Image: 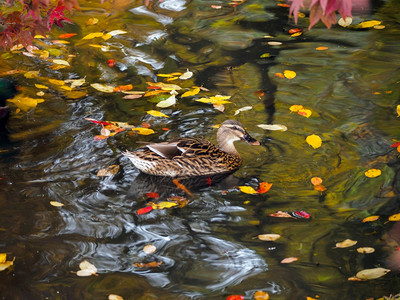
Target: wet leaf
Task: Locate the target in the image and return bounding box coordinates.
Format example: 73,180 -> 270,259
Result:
274,72 -> 285,79
281,257 -> 298,263
269,211 -> 294,218
65,78 -> 86,89
181,88 -> 200,97
306,134 -> 322,149
289,104 -> 304,112
169,196 -> 190,208
91,83 -> 115,93
268,41 -> 282,46
260,53 -> 270,58
137,206 -> 153,215
132,128 -> 155,135
113,84 -> 133,92
355,267 -> 390,280
238,186 -> 258,194
311,177 -> 323,185
357,20 -> 382,28
357,247 -> 375,254
7,95 -> 44,112
173,179 -> 193,197
258,234 -> 281,241
397,105 -> 400,117
24,70 -> 40,78
143,244 -> 156,254
314,184 -> 327,192
82,32 -> 104,40
196,95 -> 231,105
94,135 -> 108,140
151,201 -> 178,209
226,295 -> 244,300
65,90 -> 88,99
58,33 -> 77,38
156,94 -> 176,108
179,70 -> 193,80
288,28 -> 302,34
0,253 -> 14,272
254,291 -> 270,300
146,192 -> 159,199
134,261 -> 162,268
315,46 -> 328,50
257,124 -> 287,131
257,182 -> 272,194
97,165 -> 120,177
50,201 -> 64,207
48,79 -> 66,86
234,106 -> 253,116
283,70 -> 296,79
336,239 -> 357,248
298,108 -> 312,118
35,84 -> 49,89
146,82 -> 181,91
108,295 -> 124,300
338,17 -> 352,27
388,213 -> 400,221
147,110 -> 169,118
213,104 -> 225,112
365,169 -> 381,178
362,216 -> 379,223
107,30 -> 128,36
123,94 -> 143,99
291,32 -> 302,37
77,261 -> 97,277
86,17 -> 99,25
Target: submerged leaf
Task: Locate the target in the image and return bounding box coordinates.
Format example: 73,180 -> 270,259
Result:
133,261 -> 163,268
97,165 -> 120,177
7,95 -> 44,112
357,247 -> 375,254
355,267 -> 390,280
281,257 -> 298,264
254,291 -> 270,300
143,244 -> 156,254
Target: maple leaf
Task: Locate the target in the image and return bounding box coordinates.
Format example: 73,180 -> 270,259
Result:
47,5 -> 72,29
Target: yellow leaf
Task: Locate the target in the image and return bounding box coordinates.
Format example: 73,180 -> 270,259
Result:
24,71 -> 40,78
146,82 -> 182,91
396,105 -> 400,117
82,32 -> 104,40
364,168 -> 381,178
181,88 -> 200,97
152,201 -> 178,209
90,83 -> 115,93
357,247 -> 375,254
97,165 -> 120,176
102,33 -> 112,40
238,186 -> 258,194
51,40 -> 69,44
157,73 -> 175,78
34,34 -> 46,39
50,201 -> 64,207
258,233 -> 281,241
289,104 -> 304,112
283,70 -> 296,79
146,110 -> 169,118
0,253 -> 6,263
298,108 -> 312,118
306,134 -> 322,149
260,53 -> 270,58
362,216 -> 379,223
48,78 -> 65,85
7,95 -> 45,112
388,213 -> 400,221
65,78 -> 86,89
132,128 -> 155,135
108,295 -> 124,300
196,95 -> 232,105
357,20 -> 382,28
336,239 -> 357,248
52,59 -> 70,66
35,84 -> 49,89
86,17 -> 99,26
254,291 -> 270,300
0,253 -> 14,272
291,32 -> 302,37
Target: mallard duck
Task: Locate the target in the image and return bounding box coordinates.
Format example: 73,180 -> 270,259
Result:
122,119 -> 260,177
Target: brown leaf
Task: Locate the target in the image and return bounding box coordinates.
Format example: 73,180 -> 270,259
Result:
97,165 -> 120,177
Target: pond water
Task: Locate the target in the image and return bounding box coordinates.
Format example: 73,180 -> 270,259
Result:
0,0 -> 399,299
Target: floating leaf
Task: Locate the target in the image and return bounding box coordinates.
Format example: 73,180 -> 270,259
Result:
132,128 -> 155,135
58,33 -> 77,38
151,201 -> 178,209
388,213 -> 400,221
24,70 -> 40,78
238,186 -> 258,194
281,257 -> 298,264
365,169 -> 381,178
52,59 -> 70,66
289,105 -> 304,112
143,244 -> 156,254
35,84 -> 49,89
179,70 -> 193,80
338,17 -> 352,27
362,216 -> 379,223
50,201 -> 64,207
396,105 -> 400,117
288,28 -> 302,34
268,41 -> 282,46
257,182 -> 272,194
196,95 -> 231,105
146,192 -> 159,199
269,211 -> 294,218
97,165 -> 120,177
173,179 -> 193,197
357,247 -> 375,254
113,84 -> 133,92
123,94 -> 143,99
355,267 -> 390,280
86,17 -> 99,25
357,20 -> 382,29
147,110 -> 169,118
107,30 -> 128,36
298,109 -> 312,118
137,206 -> 153,215
65,78 -> 86,89
306,134 -> 322,149
213,104 -> 225,112
82,32 -> 104,40
315,46 -> 328,50
311,177 -> 323,186
274,72 -> 285,79
7,95 -> 44,112
254,291 -> 270,300
0,253 -> 14,272
91,83 -> 115,93
146,82 -> 182,91
314,184 -> 327,192
257,124 -> 287,131
156,94 -> 176,108
134,261 -> 163,268
181,88 -> 200,97
108,295 -> 124,300
234,106 -> 253,116
77,261 -> 97,277
226,295 -> 244,300
258,234 -> 281,241
48,79 -> 65,86
283,70 -> 296,79
336,239 -> 357,248
260,53 -> 270,58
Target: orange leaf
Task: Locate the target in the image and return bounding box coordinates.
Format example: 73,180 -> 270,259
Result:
173,179 -> 193,197
257,182 -> 272,194
58,33 -> 77,38
314,184 -> 327,192
226,296 -> 244,300
274,72 -> 285,79
315,46 -> 328,50
113,84 -> 133,92
281,257 -> 298,263
289,28 -> 302,34
254,291 -> 270,300
388,213 -> 400,221
277,3 -> 290,7
362,216 -> 379,223
94,135 -> 108,140
146,192 -> 159,199
134,261 -> 162,268
311,177 -> 323,186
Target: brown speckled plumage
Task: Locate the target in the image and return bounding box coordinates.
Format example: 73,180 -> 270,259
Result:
122,120 -> 259,177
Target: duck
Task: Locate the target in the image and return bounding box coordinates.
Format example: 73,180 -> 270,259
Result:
122,119 -> 260,177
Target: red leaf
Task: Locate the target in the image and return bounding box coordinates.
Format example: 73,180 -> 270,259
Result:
254,90 -> 265,99
94,135 -> 108,140
257,182 -> 272,194
226,296 -> 244,300
292,211 -> 311,219
85,118 -> 112,126
137,206 -> 153,215
162,128 -> 169,131
147,86 -> 162,90
146,192 -> 159,199
58,33 -> 77,38
107,59 -> 116,67
289,28 -> 302,34
390,142 -> 400,148
206,177 -> 212,187
141,122 -> 151,128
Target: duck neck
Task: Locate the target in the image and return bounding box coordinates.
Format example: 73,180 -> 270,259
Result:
218,138 -> 239,155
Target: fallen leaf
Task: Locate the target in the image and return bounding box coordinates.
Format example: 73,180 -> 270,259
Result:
336,239 -> 357,248
348,276 -> 363,281
226,295 -> 244,300
77,261 -> 97,277
24,70 -> 40,78
132,128 -> 155,135
146,192 -> 159,199
257,124 -> 287,131
260,53 -> 270,58
101,127 -> 110,136
179,70 -> 193,80
314,184 -> 327,192
52,59 -> 70,66
338,17 -> 352,27
94,135 -> 108,140
355,267 -> 390,280
151,201 -> 178,209
389,213 -> 400,221
147,110 -> 169,118
173,179 -> 193,197
143,244 -> 156,254
281,257 -> 298,263
254,90 -> 265,99
137,206 -> 153,215
357,20 -> 382,28
65,78 -> 86,89
316,46 -> 328,50
357,247 -> 375,254
274,72 -> 285,79
365,169 -> 381,178
58,33 -> 77,38
35,84 -> 49,89
298,108 -> 312,118
156,94 -> 176,108
91,83 -> 115,93
0,253 -> 14,272
50,201 -> 64,207
254,291 -> 270,300
123,94 -> 143,99
268,41 -> 282,46
306,134 -> 322,149
97,165 -> 120,177
258,234 -> 281,241
269,211 -> 294,218
196,95 -> 231,105
181,88 -> 200,97
113,84 -> 133,92
7,95 -> 44,112
169,196 -> 190,208
257,182 -> 272,194
213,104 -> 225,112
86,17 -> 99,25
107,30 -> 128,36
234,106 -> 253,116
311,177 -> 323,185
283,70 -> 296,79
146,82 -> 182,91
291,32 -> 302,37
292,211 -> 311,219
108,295 -> 124,300
82,32 -> 104,40
289,105 -> 304,112
238,186 -> 258,194
397,105 -> 400,117
134,261 -> 162,268
362,216 -> 379,223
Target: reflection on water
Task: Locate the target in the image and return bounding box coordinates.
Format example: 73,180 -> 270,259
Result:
0,0 -> 399,298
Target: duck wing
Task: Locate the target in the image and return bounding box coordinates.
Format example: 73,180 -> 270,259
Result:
146,138 -> 216,159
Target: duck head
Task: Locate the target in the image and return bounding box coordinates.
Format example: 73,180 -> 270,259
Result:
217,120 -> 260,154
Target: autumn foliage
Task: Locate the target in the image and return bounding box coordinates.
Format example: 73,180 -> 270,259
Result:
0,0 -> 79,49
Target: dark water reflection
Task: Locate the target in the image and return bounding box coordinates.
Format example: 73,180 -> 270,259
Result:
1,0 -> 400,298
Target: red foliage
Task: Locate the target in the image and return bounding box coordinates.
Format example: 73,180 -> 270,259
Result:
0,0 -> 79,49
288,0 -> 352,29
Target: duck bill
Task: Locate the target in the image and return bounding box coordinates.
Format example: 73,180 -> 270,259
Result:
242,132 -> 260,145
